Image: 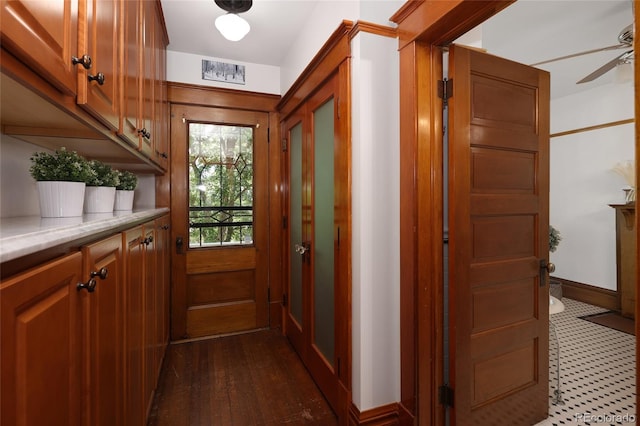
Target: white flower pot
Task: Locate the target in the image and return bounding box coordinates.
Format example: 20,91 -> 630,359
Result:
84,186 -> 116,213
114,190 -> 135,211
37,181 -> 86,218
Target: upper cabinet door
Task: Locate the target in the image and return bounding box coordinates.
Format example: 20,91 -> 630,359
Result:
76,0 -> 120,131
1,0 -> 78,95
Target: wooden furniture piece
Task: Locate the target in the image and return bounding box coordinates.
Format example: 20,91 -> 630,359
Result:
610,203 -> 636,318
1,215 -> 170,426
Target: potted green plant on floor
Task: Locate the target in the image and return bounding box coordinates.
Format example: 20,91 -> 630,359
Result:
549,225 -> 562,299
29,147 -> 92,217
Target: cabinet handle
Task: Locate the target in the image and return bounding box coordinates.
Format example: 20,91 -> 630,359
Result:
161,225 -> 169,230
160,152 -> 168,159
137,128 -> 151,139
77,278 -> 98,293
143,236 -> 154,246
88,72 -> 105,85
90,267 -> 108,280
71,54 -> 92,69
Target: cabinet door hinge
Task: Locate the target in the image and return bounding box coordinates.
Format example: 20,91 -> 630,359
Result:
439,385 -> 454,407
282,293 -> 288,307
438,78 -> 453,105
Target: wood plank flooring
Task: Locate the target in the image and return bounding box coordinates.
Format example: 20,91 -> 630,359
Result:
148,329 -> 338,426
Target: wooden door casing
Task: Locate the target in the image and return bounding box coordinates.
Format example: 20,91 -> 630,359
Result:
170,104 -> 270,340
448,45 -> 550,424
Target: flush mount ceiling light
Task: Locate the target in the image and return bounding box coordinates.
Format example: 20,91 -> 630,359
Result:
214,0 -> 252,42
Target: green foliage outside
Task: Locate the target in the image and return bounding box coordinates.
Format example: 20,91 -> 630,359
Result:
188,124 -> 254,246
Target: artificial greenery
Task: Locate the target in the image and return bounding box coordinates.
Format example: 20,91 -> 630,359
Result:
116,170 -> 138,191
86,160 -> 120,187
549,225 -> 562,253
29,148 -> 93,182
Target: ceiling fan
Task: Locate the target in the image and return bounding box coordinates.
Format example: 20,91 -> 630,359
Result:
530,23 -> 634,84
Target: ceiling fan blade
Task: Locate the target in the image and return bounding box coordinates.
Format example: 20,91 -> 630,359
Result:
576,51 -> 632,84
529,43 -> 628,67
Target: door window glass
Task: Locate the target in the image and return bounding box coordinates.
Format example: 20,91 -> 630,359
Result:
188,123 -> 254,247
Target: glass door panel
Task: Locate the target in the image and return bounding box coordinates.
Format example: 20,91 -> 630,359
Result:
312,98 -> 335,364
289,122 -> 304,325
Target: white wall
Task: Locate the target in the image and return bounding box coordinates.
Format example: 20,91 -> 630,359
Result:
167,50 -> 281,94
351,31 -> 400,411
550,81 -> 634,290
0,135 -> 156,218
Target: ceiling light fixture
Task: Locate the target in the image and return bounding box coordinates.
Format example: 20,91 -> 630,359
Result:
214,0 -> 252,42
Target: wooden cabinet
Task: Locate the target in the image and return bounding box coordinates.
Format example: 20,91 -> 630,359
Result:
123,225 -> 146,426
1,252 -> 84,426
1,0 -> 79,95
1,216 -> 170,426
81,233 -> 124,426
1,0 -> 168,172
119,0 -> 168,168
77,0 -> 120,131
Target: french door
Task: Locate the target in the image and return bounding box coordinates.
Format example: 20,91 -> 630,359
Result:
283,74 -> 345,414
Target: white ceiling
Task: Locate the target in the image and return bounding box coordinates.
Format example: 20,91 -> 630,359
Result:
160,0 -> 634,98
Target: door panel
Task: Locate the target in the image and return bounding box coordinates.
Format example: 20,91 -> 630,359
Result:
283,75 -> 340,414
448,44 -> 550,425
170,104 -> 269,340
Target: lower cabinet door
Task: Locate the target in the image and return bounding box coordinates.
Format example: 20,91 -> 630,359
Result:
1,252 -> 83,426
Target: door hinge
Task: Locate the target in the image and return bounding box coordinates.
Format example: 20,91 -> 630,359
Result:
281,138 -> 287,152
282,216 -> 288,229
268,287 -> 271,302
439,385 -> 454,407
282,293 -> 288,307
267,127 -> 270,143
438,78 -> 453,105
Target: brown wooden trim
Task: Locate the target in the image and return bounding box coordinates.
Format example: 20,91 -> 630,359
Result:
390,1 -> 513,50
635,1 -> 640,410
550,118 -> 634,138
348,402 -> 400,426
554,277 -> 620,311
349,20 -> 397,40
268,110 -> 283,330
167,82 -> 280,111
277,21 -> 353,117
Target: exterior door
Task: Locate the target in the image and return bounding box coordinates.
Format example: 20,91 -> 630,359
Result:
171,104 -> 269,340
283,74 -> 342,413
448,44 -> 550,425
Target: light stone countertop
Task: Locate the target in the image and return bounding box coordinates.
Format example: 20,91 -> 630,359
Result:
0,208 -> 170,263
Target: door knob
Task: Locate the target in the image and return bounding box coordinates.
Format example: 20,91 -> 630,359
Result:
294,243 -> 308,255
545,262 -> 556,273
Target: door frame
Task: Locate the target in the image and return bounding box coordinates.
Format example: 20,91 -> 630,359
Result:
390,1 -> 640,425
166,83 -> 281,340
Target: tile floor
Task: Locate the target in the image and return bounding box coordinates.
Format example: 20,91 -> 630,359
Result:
535,298 -> 636,426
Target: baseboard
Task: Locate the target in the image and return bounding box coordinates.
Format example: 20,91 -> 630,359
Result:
349,402 -> 400,425
553,277 -> 620,311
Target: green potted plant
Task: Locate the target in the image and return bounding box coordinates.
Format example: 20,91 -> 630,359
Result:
29,148 -> 92,217
114,170 -> 138,211
549,225 -> 562,299
84,160 -> 120,213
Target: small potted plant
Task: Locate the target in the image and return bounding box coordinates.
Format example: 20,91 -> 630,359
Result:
114,170 -> 138,211
549,225 -> 562,299
29,147 -> 92,217
84,160 -> 120,213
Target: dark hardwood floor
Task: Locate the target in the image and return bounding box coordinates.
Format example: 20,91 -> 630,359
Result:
148,329 -> 338,425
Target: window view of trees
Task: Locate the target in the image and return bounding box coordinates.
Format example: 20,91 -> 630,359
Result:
188,123 -> 254,247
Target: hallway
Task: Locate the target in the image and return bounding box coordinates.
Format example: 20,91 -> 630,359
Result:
148,329 -> 337,426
